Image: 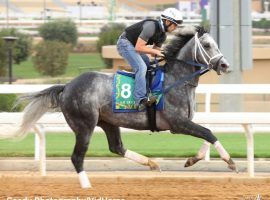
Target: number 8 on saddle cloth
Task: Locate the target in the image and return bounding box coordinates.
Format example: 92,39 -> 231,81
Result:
112,68 -> 164,113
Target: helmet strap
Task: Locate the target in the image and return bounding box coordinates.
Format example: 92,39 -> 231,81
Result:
162,19 -> 173,32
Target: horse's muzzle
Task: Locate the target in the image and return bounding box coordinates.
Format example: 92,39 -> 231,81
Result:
216,57 -> 230,75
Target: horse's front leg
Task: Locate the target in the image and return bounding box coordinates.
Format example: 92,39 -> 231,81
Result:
184,140 -> 210,167
170,119 -> 238,172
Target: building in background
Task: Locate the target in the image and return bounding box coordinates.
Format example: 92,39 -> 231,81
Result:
0,0 -> 267,21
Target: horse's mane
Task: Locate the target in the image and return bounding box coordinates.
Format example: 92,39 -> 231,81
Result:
164,26 -> 209,61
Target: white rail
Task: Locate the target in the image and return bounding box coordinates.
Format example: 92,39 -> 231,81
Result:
196,84 -> 270,112
0,84 -> 270,177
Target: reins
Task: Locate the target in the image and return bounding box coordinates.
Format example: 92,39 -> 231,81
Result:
150,32 -> 224,94
163,59 -> 208,94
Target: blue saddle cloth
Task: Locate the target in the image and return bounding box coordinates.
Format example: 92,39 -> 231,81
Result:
113,68 -> 164,113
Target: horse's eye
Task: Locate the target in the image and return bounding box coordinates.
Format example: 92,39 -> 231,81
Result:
204,43 -> 210,48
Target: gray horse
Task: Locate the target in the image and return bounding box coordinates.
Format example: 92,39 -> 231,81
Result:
1,26 -> 236,188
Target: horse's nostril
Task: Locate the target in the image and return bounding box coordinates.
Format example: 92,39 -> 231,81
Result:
221,63 -> 228,68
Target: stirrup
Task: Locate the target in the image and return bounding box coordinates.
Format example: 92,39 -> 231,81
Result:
137,95 -> 157,111
147,95 -> 157,105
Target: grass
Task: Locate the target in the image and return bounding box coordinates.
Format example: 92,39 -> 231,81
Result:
0,132 -> 270,158
13,53 -> 105,79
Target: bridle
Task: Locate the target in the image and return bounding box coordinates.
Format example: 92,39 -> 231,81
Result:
194,32 -> 224,70
152,32 -> 225,93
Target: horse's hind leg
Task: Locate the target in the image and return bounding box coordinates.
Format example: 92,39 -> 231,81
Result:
65,114 -> 98,188
99,121 -> 161,171
170,119 -> 237,172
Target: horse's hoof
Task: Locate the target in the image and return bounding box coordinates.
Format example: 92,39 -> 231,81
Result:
148,160 -> 161,172
224,158 -> 238,173
184,157 -> 201,168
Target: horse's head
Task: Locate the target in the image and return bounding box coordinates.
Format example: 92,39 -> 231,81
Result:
164,26 -> 229,75
194,29 -> 229,75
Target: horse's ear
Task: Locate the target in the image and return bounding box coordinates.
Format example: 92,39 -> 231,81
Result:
195,26 -> 208,37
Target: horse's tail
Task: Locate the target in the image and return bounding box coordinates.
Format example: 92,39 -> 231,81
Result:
0,85 -> 65,139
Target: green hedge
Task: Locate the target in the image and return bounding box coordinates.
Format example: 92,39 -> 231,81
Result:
0,28 -> 32,64
97,23 -> 126,68
0,39 -> 7,76
0,94 -> 22,112
253,18 -> 270,29
33,40 -> 70,77
39,19 -> 78,47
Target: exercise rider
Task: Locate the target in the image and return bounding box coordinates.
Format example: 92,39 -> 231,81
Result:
117,7 -> 183,111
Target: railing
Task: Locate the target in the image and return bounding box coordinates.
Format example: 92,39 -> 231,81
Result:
196,84 -> 270,113
0,84 -> 270,177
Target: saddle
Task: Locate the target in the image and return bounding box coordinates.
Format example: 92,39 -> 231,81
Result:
112,63 -> 165,132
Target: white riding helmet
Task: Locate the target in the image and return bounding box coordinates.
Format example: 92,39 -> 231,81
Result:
161,8 -> 183,25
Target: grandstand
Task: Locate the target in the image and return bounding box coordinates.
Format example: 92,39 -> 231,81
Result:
117,0 -> 180,11
0,0 -> 107,19
0,0 -> 266,20
0,0 -> 188,19
0,0 -> 251,32
11,0 -> 58,13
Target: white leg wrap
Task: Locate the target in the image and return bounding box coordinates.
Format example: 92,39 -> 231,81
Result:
214,141 -> 230,160
124,149 -> 149,165
197,141 -> 210,159
78,171 -> 91,189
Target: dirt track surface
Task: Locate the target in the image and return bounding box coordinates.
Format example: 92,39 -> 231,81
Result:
1,171 -> 270,200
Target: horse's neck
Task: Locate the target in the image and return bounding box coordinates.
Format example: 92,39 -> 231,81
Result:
165,62 -> 198,84
177,37 -> 195,63
164,38 -> 200,88
166,42 -> 194,79
166,61 -> 191,76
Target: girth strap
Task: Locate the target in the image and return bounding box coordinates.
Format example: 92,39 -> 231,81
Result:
146,66 -> 159,132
